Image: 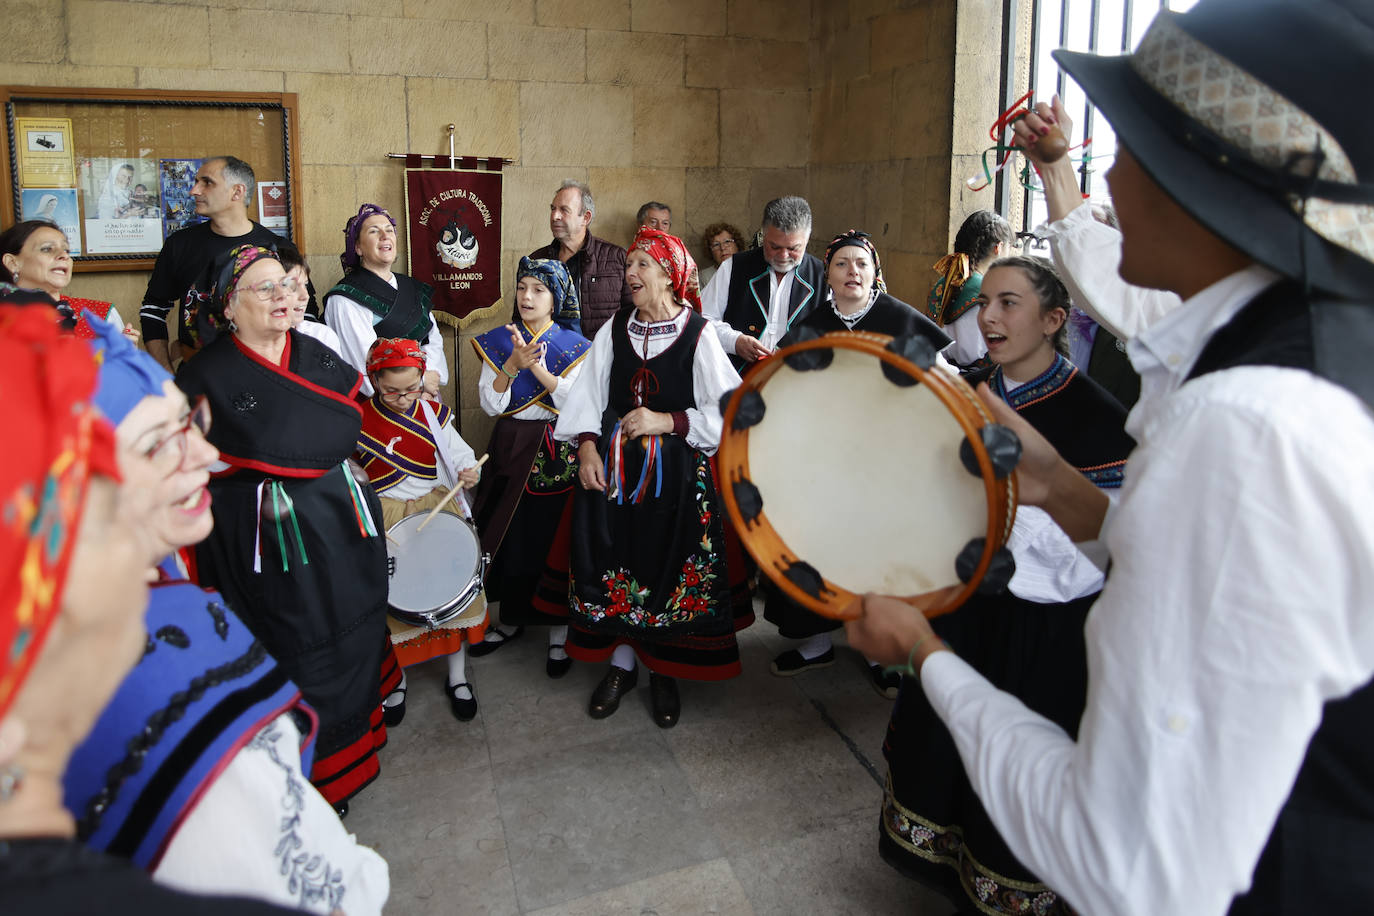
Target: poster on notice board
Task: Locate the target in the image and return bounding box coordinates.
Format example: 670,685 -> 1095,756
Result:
79,157 -> 162,254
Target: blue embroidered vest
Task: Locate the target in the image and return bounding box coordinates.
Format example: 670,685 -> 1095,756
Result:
470,320 -> 590,416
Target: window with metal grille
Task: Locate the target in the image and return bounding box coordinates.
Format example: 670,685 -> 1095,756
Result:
996,0 -> 1198,242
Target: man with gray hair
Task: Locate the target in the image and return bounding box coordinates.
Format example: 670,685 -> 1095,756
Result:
527,179 -> 631,339
700,195 -> 824,367
139,155 -> 300,372
635,201 -> 671,233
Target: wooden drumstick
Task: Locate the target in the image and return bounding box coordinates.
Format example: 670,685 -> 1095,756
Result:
416,453 -> 489,532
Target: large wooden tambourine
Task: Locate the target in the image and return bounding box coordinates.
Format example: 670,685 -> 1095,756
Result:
718,330 -> 1021,620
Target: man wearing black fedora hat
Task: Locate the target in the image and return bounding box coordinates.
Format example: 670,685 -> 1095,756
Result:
847,1 -> 1374,914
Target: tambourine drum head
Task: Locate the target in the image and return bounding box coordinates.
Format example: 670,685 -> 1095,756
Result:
749,348 -> 986,596
386,511 -> 483,621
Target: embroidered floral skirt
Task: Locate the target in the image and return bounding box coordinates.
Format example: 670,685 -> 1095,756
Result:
473,417 -> 578,627
879,590 -> 1096,915
567,437 -> 742,680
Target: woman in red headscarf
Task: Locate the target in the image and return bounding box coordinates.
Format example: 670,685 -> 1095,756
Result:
355,337 -> 487,722
553,228 -> 742,729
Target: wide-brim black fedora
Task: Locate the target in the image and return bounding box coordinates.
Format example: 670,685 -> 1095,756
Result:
1053,0 -> 1374,298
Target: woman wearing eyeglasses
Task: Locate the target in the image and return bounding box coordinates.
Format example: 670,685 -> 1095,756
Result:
324,203 -> 448,401
64,318 -> 390,912
696,222 -> 744,292
177,245 -> 393,817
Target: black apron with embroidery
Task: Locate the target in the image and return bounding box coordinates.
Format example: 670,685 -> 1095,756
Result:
567,310 -> 735,668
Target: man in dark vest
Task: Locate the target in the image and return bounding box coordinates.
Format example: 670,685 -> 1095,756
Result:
527,180 -> 631,340
846,2 -> 1374,914
700,195 -> 824,368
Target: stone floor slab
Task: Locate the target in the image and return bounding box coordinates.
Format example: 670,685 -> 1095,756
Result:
525,857 -> 754,916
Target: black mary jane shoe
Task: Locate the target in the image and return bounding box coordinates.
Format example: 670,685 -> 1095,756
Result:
588,665 -> 638,719
467,625 -> 524,658
446,681 -> 478,722
546,643 -> 573,679
333,800 -> 349,819
382,686 -> 407,727
649,672 -> 680,729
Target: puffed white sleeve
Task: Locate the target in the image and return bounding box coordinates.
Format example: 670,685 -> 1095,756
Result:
324,293 -> 380,397
1043,205 -> 1183,340
477,361 -> 512,416
553,321 -> 614,442
1004,506 -> 1105,604
424,316 -> 449,385
700,258 -> 742,354
945,309 -> 986,366
439,418 -> 479,477
684,324 -> 743,455
549,357 -> 586,409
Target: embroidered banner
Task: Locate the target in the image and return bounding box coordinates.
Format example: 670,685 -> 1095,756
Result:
404,161 -> 503,321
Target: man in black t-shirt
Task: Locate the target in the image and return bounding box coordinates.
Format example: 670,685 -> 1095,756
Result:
139,156 -> 309,371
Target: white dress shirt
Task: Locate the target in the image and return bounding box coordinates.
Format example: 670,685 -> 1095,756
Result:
1039,205 -> 1185,340
324,273 -> 448,397
944,307 -> 986,366
554,308 -> 741,455
918,264 -> 1374,916
699,256 -> 801,353
477,353 -> 584,420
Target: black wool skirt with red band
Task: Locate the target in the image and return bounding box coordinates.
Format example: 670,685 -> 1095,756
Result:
566,434 -> 744,680
194,464 -> 391,805
471,415 -> 578,626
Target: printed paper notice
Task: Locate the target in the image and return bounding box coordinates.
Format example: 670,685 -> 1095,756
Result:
257,181 -> 288,229
16,118 -> 76,188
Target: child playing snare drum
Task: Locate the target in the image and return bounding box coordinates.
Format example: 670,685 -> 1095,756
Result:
355,337 -> 486,722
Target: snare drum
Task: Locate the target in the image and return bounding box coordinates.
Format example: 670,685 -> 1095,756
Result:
385,510 -> 488,632
718,330 -> 1020,620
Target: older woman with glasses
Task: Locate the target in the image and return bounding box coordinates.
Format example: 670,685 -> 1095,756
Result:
697,221 -> 744,292
177,245 -> 393,817
64,318 -> 390,912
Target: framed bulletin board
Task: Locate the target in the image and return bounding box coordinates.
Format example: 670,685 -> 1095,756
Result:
2,86 -> 302,272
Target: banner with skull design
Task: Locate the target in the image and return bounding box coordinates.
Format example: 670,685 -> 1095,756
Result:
404,160 -> 502,321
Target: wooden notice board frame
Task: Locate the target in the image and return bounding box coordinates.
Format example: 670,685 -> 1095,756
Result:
2,86 -> 302,272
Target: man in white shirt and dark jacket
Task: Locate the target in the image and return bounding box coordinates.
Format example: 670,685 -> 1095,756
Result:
847,1 -> 1374,914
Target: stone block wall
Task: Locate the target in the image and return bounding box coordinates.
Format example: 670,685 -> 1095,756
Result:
1,0 -> 993,447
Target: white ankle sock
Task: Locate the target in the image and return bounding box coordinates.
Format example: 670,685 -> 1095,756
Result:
548,625 -> 569,660
482,623 -> 518,643
383,671 -> 407,707
798,633 -> 833,660
610,643 -> 637,671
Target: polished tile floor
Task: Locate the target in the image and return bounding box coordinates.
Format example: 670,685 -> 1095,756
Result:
347,612 -> 956,915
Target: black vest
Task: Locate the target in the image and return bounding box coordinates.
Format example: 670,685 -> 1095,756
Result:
604,309 -> 705,428
1186,281 -> 1374,916
720,248 -> 825,342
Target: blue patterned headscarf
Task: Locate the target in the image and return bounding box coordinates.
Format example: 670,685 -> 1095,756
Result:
515,256 -> 580,329
88,309 -> 172,425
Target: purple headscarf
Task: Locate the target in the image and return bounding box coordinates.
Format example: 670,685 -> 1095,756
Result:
341,203 -> 396,274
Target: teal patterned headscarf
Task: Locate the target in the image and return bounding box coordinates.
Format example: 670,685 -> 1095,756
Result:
515,256 -> 580,329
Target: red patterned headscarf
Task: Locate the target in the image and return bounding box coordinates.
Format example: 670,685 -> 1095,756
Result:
629,227 -> 701,312
366,337 -> 426,376
0,304 -> 120,721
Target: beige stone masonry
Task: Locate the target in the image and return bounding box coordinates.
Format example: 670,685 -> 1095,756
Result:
536,0 -> 631,31
632,86 -> 718,168
4,0 -> 65,63
519,82 -> 633,167
586,30 -> 683,86
1,63 -> 137,88
586,166 -> 687,245
684,36 -> 807,92
137,69 -> 285,93
70,1 -> 207,69
403,0 -> 534,24
489,23 -> 586,82
349,17 -> 488,79
719,89 -> 809,169
406,78 -> 521,161
726,0 -> 808,43
285,72 -> 407,165
210,10 -> 350,73
630,0 -> 726,37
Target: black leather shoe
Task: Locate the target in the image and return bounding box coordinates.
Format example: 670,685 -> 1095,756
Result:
468,625 -> 524,658
446,681 -> 477,721
546,644 -> 573,679
382,686 -> 407,727
333,800 -> 349,819
588,665 -> 637,719
649,673 -> 680,728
